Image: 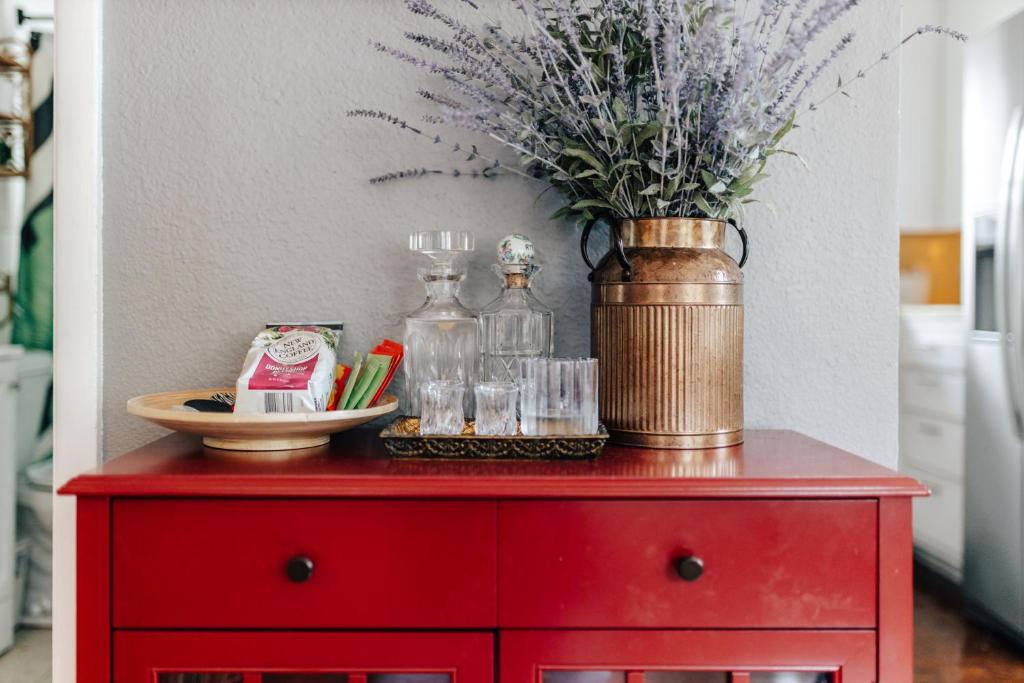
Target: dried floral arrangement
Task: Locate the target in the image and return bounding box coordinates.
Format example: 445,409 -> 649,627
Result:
349,1 -> 964,223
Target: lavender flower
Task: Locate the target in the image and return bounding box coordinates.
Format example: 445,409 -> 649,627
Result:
913,24 -> 968,43
350,1 -> 966,222
370,168 -> 443,184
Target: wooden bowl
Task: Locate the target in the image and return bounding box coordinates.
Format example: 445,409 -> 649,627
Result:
127,388 -> 398,452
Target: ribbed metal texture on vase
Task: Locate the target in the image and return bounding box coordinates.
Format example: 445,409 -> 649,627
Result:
591,218 -> 744,449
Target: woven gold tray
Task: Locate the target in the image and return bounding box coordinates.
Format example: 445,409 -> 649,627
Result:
380,417 -> 608,460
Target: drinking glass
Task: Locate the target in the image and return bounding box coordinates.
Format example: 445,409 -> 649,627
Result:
474,382 -> 519,436
520,358 -> 600,436
576,358 -> 599,434
419,380 -> 466,435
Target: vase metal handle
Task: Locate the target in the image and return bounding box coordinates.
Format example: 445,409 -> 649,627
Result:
611,221 -> 634,282
580,218 -> 634,283
580,218 -> 599,281
728,218 -> 749,269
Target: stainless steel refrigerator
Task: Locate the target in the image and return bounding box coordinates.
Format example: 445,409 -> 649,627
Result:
963,8 -> 1024,643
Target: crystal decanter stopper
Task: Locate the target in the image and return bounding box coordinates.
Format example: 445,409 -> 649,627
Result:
479,234 -> 554,384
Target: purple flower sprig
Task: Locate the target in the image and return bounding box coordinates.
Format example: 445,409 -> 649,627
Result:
351,1 -> 966,223
347,109 -> 532,182
809,24 -> 968,112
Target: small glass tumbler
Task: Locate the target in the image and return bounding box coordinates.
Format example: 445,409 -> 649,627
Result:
419,380 -> 466,435
576,358 -> 599,435
474,382 -> 519,436
520,358 -> 600,436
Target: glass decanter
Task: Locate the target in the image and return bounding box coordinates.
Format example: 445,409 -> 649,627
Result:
404,230 -> 480,416
479,234 -> 554,383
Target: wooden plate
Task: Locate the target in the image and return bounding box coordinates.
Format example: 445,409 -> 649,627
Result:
127,388 -> 398,452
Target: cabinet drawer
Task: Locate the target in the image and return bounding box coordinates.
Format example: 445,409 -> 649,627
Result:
901,368 -> 965,419
499,500 -> 877,628
908,467 -> 964,574
900,414 -> 964,480
113,499 -> 496,628
900,340 -> 964,372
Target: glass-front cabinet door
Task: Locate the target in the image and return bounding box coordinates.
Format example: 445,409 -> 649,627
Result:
540,673 -> 832,683
501,632 -> 876,683
115,632 -> 492,683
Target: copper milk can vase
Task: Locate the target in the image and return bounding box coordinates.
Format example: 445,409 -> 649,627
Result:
584,217 -> 748,449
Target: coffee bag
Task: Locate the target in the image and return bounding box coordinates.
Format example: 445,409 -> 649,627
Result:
235,325 -> 340,413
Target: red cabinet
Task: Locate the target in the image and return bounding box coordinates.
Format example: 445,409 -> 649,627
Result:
61,430 -> 926,683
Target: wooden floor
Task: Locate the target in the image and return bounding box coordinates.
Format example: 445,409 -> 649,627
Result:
0,628 -> 50,683
916,574 -> 1024,682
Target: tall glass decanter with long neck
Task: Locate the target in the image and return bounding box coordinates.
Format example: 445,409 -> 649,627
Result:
404,230 -> 479,416
480,234 -> 554,383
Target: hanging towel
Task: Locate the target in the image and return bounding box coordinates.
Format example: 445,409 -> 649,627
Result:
11,32 -> 53,352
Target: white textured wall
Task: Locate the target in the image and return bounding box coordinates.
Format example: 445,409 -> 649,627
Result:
102,0 -> 901,467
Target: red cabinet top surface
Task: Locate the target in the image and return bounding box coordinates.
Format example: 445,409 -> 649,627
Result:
59,429 -> 926,499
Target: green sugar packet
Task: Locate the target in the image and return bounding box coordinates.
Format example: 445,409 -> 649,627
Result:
338,351 -> 363,411
346,353 -> 391,410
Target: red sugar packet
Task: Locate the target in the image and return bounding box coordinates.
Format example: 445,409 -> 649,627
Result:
327,364 -> 352,411
369,339 -> 403,406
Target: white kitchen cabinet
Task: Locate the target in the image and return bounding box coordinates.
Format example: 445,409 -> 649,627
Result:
899,305 -> 966,582
902,414 -> 965,480
904,463 -> 966,573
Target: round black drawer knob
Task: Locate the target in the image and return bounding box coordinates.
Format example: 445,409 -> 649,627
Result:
675,556 -> 704,582
286,555 -> 314,583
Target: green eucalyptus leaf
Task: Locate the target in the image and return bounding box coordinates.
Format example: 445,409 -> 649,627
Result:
774,148 -> 809,169
631,122 -> 661,145
694,193 -> 714,216
562,147 -> 606,173
666,176 -> 681,197
612,97 -> 628,123
771,111 -> 797,146
571,198 -> 617,211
